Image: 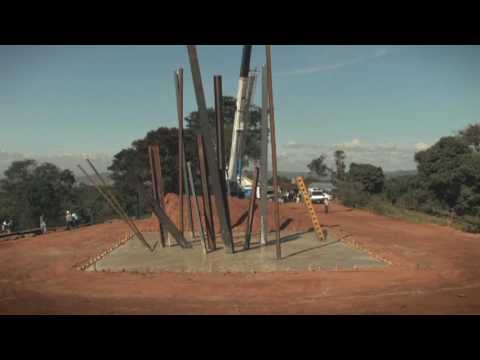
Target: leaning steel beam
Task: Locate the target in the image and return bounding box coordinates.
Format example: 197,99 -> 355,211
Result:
187,45 -> 234,253
265,45 -> 282,260
186,161 -> 208,255
151,201 -> 192,249
197,135 -> 216,250
259,64 -> 269,246
214,75 -> 226,172
214,75 -> 231,227
82,160 -> 152,249
148,145 -> 166,247
78,164 -> 155,252
175,68 -> 185,237
183,153 -> 196,241
243,166 -> 260,250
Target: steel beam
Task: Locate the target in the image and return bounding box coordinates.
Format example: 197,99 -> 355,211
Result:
151,201 -> 192,249
183,153 -> 196,241
197,135 -> 216,250
148,145 -> 166,247
186,161 -> 208,255
243,166 -> 260,250
214,75 -> 231,227
187,45 -> 234,253
265,45 -> 282,260
78,164 -> 155,252
259,65 -> 269,246
175,68 -> 185,237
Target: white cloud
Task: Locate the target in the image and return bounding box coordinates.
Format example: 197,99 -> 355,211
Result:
0,151 -> 113,178
278,138 -> 422,172
284,48 -> 390,76
415,142 -> 430,151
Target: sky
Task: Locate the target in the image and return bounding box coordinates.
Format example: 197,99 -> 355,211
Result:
1,45 -> 479,175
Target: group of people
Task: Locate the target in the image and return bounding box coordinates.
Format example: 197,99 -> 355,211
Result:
65,210 -> 79,230
1,219 -> 12,233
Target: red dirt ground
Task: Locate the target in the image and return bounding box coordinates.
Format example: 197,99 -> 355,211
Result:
1,199 -> 480,314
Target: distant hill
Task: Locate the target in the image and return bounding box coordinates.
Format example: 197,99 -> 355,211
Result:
385,170 -> 417,179
75,172 -> 114,186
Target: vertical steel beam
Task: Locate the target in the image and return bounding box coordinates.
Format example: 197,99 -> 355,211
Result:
214,75 -> 231,226
265,45 -> 282,260
187,45 -> 234,254
243,166 -> 260,250
197,135 -> 216,250
214,75 -> 225,172
175,68 -> 185,237
187,161 -> 208,255
259,65 -> 269,246
148,145 -> 166,247
151,145 -> 170,247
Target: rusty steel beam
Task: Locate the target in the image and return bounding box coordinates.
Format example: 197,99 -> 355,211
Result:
187,45 -> 234,254
243,166 -> 260,250
148,145 -> 167,247
197,135 -> 216,250
175,68 -> 185,237
265,45 -> 282,260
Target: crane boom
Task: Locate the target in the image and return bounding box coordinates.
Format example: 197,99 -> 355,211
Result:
227,45 -> 253,185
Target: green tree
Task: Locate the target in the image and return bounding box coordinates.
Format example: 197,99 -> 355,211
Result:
334,150 -> 346,181
0,160 -> 76,229
414,136 -> 472,209
108,127 -> 200,217
458,123 -> 480,152
348,163 -> 385,194
307,155 -> 329,178
185,96 -> 262,163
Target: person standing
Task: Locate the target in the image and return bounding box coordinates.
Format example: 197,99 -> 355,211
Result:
324,197 -> 329,214
72,212 -> 79,227
40,215 -> 47,234
65,211 -> 73,230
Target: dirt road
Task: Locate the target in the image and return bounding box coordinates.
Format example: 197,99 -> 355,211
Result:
1,201 -> 480,314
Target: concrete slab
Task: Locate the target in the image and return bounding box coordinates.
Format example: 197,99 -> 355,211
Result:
87,230 -> 388,273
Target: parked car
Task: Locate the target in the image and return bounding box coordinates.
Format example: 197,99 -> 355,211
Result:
308,188 -> 332,204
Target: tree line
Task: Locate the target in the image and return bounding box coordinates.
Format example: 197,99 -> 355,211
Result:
307,123 -> 480,233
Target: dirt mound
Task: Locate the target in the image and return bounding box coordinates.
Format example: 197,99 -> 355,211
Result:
144,193 -> 316,235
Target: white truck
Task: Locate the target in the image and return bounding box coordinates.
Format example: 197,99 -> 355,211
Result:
308,188 -> 332,204
256,185 -> 276,200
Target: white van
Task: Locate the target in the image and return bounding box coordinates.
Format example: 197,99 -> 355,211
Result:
308,188 -> 332,204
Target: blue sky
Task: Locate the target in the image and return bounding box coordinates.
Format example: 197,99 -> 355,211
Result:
1,45 -> 479,174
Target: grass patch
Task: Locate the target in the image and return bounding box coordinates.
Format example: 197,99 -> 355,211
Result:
366,198 -> 480,233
